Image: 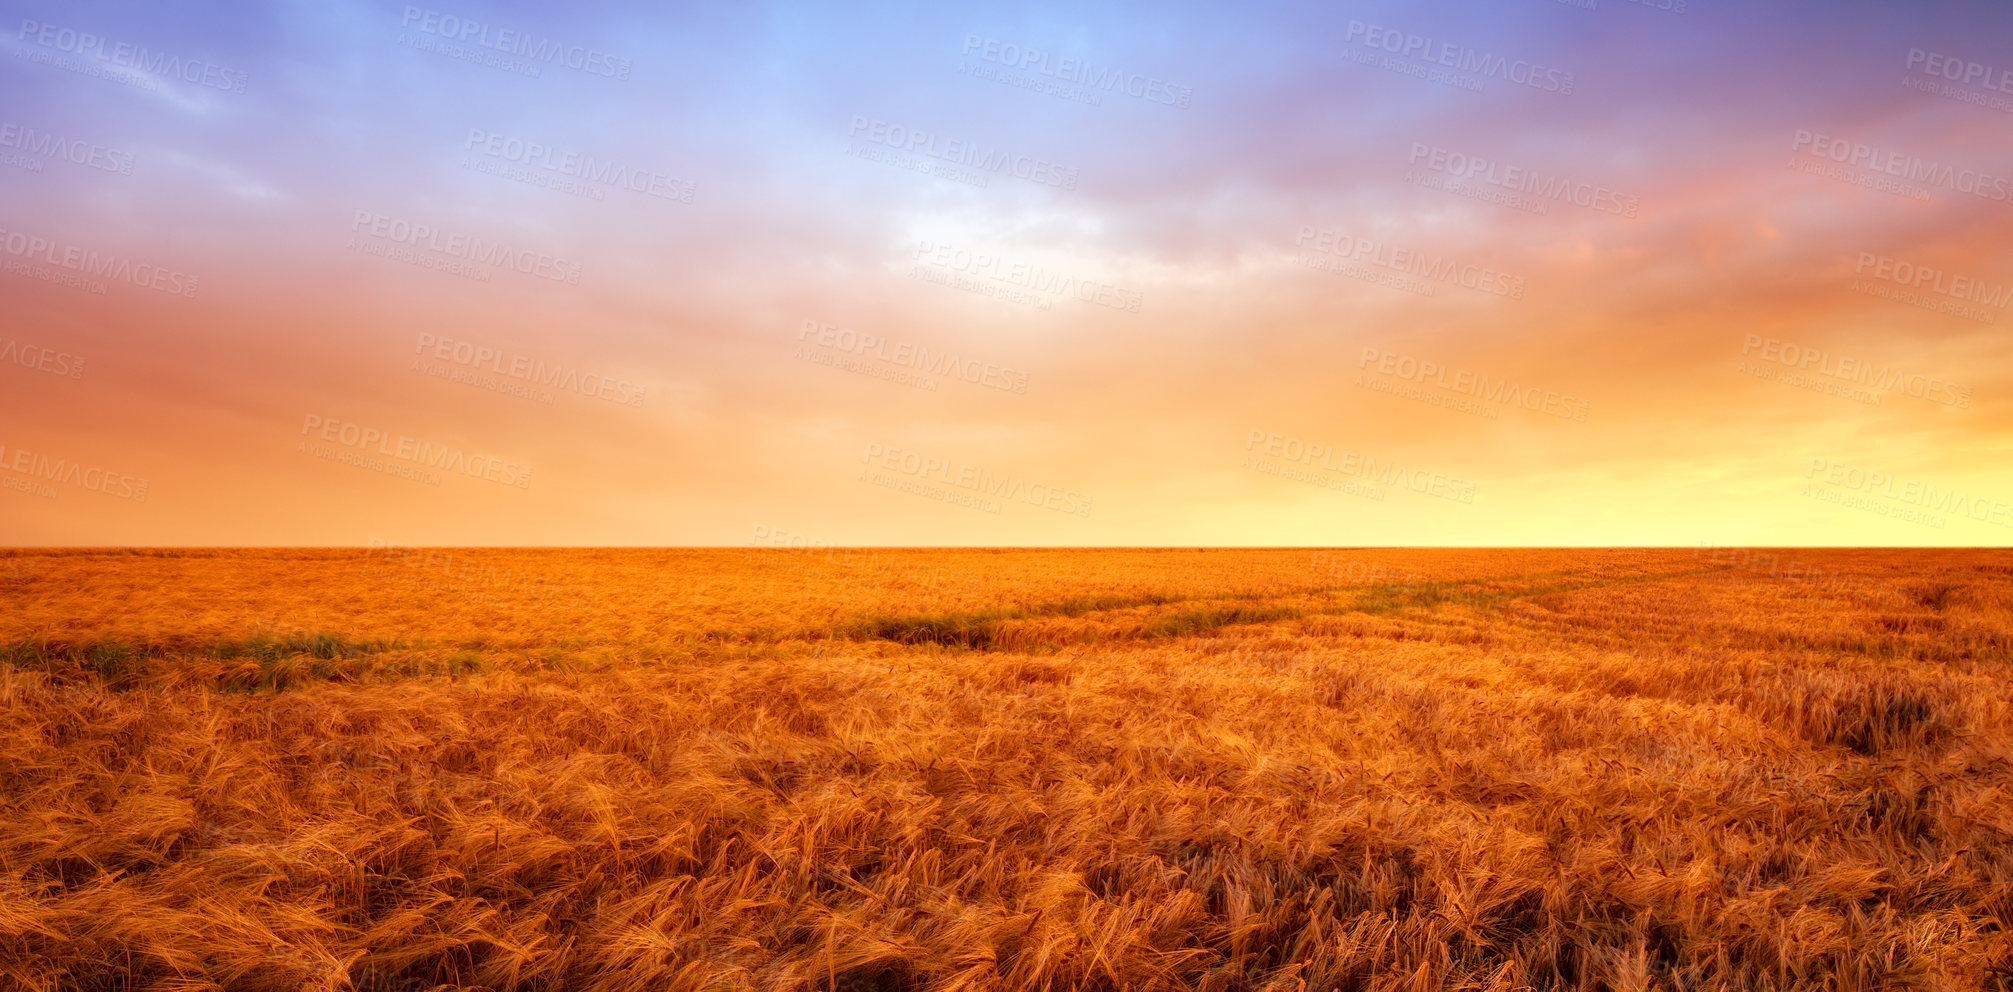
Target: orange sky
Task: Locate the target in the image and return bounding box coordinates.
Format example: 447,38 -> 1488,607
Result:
3,0 -> 2011,544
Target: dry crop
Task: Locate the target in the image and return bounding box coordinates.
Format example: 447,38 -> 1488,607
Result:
1,547 -> 2010,991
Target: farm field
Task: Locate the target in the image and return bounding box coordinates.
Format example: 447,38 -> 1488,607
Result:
1,547 -> 2011,991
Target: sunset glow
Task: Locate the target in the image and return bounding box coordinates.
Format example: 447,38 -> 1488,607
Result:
4,0 -> 2011,545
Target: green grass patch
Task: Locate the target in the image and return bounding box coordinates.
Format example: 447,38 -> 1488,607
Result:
214,630 -> 395,661
833,593 -> 1189,650
1144,605 -> 1302,638
1,634 -> 473,694
840,611 -> 1005,649
836,595 -> 1300,651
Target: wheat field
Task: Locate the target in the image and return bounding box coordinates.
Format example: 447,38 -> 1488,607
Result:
1,547 -> 2010,991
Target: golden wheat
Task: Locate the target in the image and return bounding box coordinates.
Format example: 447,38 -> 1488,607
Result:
0,547 -> 2008,991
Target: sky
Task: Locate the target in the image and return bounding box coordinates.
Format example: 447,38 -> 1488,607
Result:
2,0 -> 2010,546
